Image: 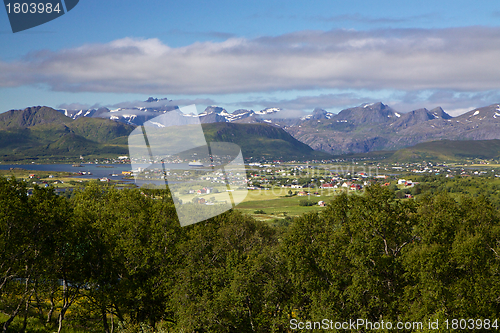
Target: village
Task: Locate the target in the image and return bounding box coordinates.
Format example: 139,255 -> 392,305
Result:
3,158 -> 498,217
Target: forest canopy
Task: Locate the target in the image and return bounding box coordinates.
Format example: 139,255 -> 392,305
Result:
1,177 -> 499,332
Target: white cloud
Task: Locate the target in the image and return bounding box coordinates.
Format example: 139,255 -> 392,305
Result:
233,92 -> 374,113
2,27 -> 500,98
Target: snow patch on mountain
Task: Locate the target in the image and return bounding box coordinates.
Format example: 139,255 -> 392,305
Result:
150,121 -> 165,128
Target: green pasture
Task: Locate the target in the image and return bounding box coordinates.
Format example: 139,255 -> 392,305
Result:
234,187 -> 345,220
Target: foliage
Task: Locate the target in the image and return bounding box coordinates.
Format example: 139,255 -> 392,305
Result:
298,199 -> 317,206
1,179 -> 500,332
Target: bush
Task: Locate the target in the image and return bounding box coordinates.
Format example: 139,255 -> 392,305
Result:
299,199 -> 317,206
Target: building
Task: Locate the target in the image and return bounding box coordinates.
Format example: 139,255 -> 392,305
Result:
197,187 -> 212,195
350,184 -> 362,191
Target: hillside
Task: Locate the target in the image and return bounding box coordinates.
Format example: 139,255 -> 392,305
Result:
0,106 -> 331,162
68,117 -> 135,143
286,103 -> 500,154
390,139 -> 500,162
0,106 -> 72,129
201,122 -> 331,161
0,106 -> 134,162
333,139 -> 500,163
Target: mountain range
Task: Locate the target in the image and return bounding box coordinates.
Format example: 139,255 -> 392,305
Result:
56,98 -> 500,155
286,102 -> 500,154
3,99 -> 500,161
0,106 -> 327,162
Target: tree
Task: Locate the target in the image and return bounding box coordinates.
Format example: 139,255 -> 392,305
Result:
30,184 -> 87,333
0,177 -> 31,333
283,185 -> 417,322
72,183 -> 181,331
402,193 -> 500,323
169,210 -> 289,332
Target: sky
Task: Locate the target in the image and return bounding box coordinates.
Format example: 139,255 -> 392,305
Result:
1,0 -> 500,116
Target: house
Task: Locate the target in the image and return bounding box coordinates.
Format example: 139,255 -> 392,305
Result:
350,184 -> 362,191
29,174 -> 36,179
318,201 -> 326,207
341,181 -> 352,188
321,183 -> 334,188
297,191 -> 308,196
397,179 -> 406,185
197,187 -> 212,195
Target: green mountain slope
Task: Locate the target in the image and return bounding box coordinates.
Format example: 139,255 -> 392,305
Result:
336,139 -> 500,163
201,123 -> 332,161
390,139 -> 500,162
0,107 -> 133,162
68,117 -> 135,143
0,106 -> 72,129
0,107 -> 329,162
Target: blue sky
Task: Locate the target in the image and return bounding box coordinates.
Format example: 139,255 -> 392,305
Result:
1,0 -> 500,115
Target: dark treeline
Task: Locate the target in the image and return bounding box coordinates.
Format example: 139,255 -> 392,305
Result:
1,177 -> 500,332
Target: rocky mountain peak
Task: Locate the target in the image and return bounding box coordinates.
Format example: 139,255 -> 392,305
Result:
335,102 -> 396,124
311,108 -> 329,120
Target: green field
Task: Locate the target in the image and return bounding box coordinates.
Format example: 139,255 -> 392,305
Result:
0,169 -> 134,189
234,187 -> 345,220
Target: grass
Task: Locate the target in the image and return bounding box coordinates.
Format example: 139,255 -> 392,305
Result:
0,169 -> 134,190
467,164 -> 500,167
0,310 -> 101,333
234,187 -> 346,220
0,169 -> 74,179
174,186 -> 345,221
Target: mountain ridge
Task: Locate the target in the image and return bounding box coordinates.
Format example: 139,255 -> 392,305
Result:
0,106 -> 329,162
4,100 -> 500,158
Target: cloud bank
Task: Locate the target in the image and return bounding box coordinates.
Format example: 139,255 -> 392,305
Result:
2,27 -> 500,100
